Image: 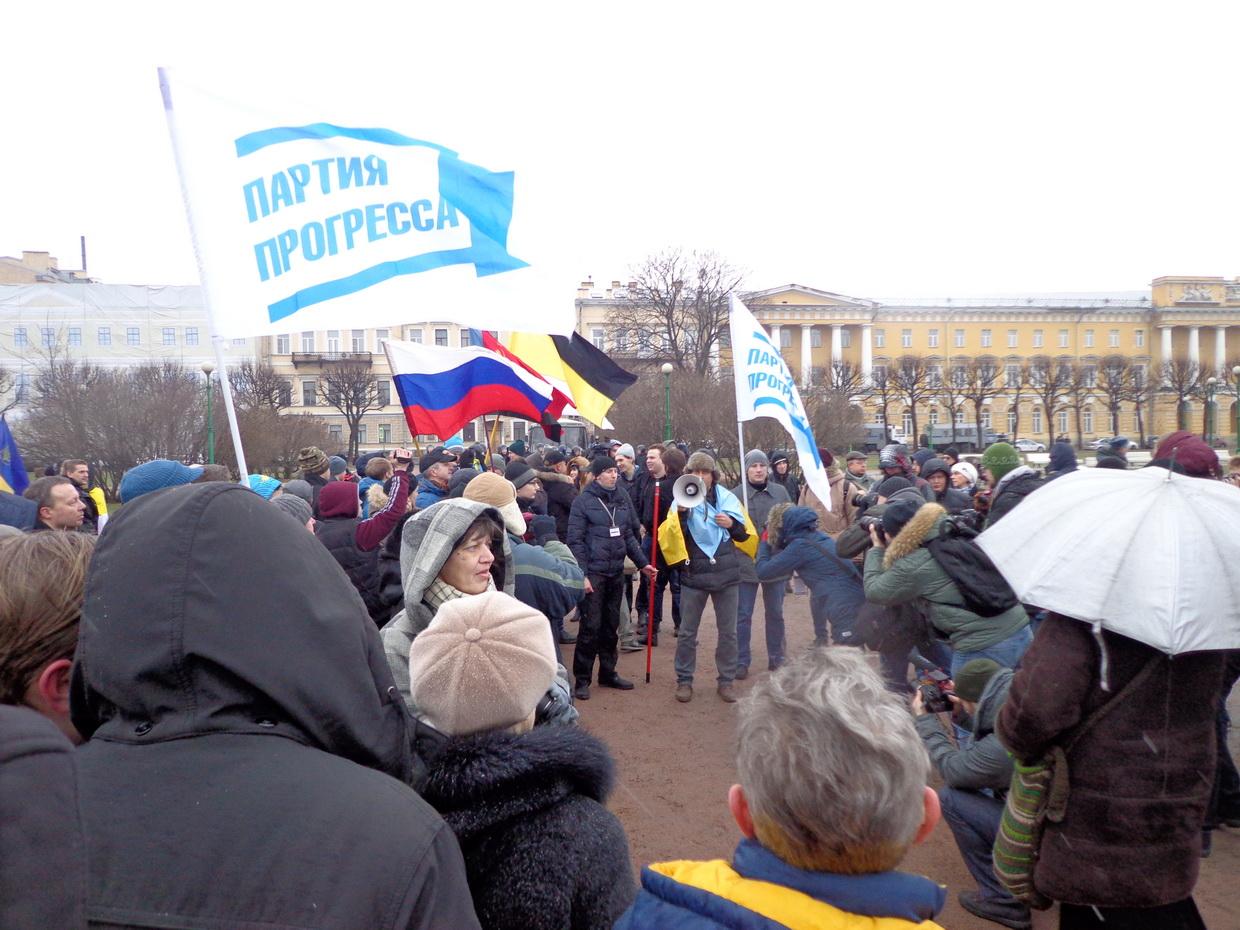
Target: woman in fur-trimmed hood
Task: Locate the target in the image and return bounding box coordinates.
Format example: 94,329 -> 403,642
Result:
862,501 -> 1031,676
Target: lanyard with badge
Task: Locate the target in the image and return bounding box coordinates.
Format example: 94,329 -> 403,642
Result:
599,499 -> 622,537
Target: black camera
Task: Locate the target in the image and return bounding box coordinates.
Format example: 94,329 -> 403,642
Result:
917,668 -> 955,714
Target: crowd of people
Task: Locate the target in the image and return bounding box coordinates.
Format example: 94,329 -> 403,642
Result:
1,429 -> 1237,930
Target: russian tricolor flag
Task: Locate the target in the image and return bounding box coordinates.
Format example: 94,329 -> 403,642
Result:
383,338 -> 560,441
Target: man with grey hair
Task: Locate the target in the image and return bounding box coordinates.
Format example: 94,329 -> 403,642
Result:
615,649 -> 947,929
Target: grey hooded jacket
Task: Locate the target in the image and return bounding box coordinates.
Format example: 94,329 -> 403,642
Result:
380,499 -> 576,725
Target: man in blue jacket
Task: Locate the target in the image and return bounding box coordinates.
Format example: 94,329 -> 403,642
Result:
414,447 -> 458,510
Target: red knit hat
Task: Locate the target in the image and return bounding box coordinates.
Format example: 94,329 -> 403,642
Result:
318,480 -> 360,518
1152,430 -> 1221,479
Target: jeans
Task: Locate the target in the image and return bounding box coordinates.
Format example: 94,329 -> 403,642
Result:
809,594 -> 861,647
676,584 -> 739,685
950,625 -> 1033,678
736,580 -> 786,671
637,566 -> 682,633
938,787 -> 1019,904
573,573 -> 625,684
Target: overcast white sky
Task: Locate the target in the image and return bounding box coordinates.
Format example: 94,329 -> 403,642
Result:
3,1 -> 1236,300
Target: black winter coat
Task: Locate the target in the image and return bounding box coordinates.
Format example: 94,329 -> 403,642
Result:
985,468 -> 1043,528
417,726 -> 636,930
316,515 -> 384,622
70,483 -> 480,930
567,480 -> 648,577
537,470 -> 579,541
0,706 -> 86,930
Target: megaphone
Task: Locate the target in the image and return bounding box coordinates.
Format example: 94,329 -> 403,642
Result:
673,474 -> 706,510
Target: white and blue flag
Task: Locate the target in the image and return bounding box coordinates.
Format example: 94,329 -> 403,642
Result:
159,68 -> 572,339
730,296 -> 832,510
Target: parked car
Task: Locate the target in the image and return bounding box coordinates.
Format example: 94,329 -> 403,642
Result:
1089,437 -> 1113,451
1012,438 -> 1046,453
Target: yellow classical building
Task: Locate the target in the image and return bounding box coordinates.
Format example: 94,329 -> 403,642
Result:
575,275 -> 1240,448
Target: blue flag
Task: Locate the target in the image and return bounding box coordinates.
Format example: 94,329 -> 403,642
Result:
0,416 -> 29,495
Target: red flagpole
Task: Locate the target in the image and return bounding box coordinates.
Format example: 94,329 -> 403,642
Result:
646,483 -> 660,684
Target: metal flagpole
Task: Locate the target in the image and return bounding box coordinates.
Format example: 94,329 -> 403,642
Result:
736,420 -> 749,512
159,68 -> 249,482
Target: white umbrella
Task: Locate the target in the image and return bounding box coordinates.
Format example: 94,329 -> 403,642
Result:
976,466 -> 1240,655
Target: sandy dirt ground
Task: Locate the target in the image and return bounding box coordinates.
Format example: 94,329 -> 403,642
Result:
570,590 -> 1240,929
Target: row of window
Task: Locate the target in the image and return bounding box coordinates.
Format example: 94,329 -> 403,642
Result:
586,325 -> 1146,353
275,328 -> 476,354
870,362 -> 1146,389
319,417 -> 531,446
901,406 -> 1128,436
8,326 -> 208,348
875,328 -> 1141,351
295,380 -> 394,407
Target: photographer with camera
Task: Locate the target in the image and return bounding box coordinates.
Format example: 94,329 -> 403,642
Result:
863,500 -> 1032,679
913,659 -> 1031,930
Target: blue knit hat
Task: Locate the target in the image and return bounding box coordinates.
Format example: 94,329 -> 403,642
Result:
246,474 -> 282,500
329,455 -> 348,477
119,459 -> 204,503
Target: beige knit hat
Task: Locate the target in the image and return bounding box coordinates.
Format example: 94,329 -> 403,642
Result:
408,591 -> 557,736
462,472 -> 525,536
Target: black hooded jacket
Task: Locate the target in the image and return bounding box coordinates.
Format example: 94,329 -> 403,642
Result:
417,726 -> 635,930
70,483 -> 480,930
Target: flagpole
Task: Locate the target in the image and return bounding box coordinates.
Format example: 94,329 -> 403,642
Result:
159,68 -> 249,482
736,420 -> 749,512
645,482 -> 660,684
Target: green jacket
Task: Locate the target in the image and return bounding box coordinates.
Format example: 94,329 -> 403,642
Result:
862,504 -> 1027,653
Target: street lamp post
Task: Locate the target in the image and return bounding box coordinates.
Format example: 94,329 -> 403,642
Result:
661,362 -> 673,442
201,361 -> 216,465
1205,376 -> 1217,446
1233,365 -> 1240,452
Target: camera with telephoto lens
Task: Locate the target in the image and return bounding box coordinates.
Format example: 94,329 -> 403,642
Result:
916,668 -> 956,714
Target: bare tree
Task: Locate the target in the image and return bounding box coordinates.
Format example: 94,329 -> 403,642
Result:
1028,355 -> 1072,442
229,361 -> 293,411
614,248 -> 745,376
1159,359 -> 1202,431
958,357 -> 1002,449
1096,355 -> 1131,436
1003,361 -> 1033,440
892,356 -> 933,450
0,368 -> 17,417
317,362 -> 382,459
935,361 -> 968,446
1061,361 -> 1095,448
826,360 -> 866,397
1125,363 -> 1155,447
869,366 -> 898,445
18,359 -> 205,500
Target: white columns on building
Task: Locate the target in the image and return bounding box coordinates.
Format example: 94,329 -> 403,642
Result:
1160,326 -> 1174,385
769,323 -> 782,353
1188,326 -> 1200,367
800,324 -> 814,387
1216,325 -> 1228,373
861,324 -> 873,383
830,324 -> 843,364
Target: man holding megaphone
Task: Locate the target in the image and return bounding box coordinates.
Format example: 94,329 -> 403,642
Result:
660,451 -> 753,705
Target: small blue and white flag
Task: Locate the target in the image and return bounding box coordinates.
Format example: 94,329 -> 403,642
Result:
730,296 -> 832,510
159,68 -> 572,339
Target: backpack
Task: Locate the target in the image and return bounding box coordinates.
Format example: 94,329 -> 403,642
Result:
923,522 -> 1019,618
